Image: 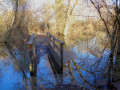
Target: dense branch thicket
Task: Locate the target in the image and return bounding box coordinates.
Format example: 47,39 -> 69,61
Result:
89,0 -> 120,58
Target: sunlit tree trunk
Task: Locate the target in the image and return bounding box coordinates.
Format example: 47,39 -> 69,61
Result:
63,0 -> 78,36
63,35 -> 69,49
64,18 -> 70,35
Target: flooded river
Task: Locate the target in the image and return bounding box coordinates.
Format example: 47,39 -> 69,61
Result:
0,31 -> 119,90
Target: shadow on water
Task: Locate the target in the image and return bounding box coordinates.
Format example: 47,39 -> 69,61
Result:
47,54 -> 63,84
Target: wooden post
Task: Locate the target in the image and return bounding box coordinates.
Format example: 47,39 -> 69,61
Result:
60,43 -> 63,73
33,38 -> 35,59
27,34 -> 36,76
60,43 -> 63,84
53,38 -> 55,49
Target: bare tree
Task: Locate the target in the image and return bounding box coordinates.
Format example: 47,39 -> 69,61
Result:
55,0 -> 78,35
63,0 -> 78,35
89,0 -> 120,87
89,0 -> 120,58
36,3 -> 53,32
55,0 -> 66,34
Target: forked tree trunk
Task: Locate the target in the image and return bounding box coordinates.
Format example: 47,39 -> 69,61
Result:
63,0 -> 78,36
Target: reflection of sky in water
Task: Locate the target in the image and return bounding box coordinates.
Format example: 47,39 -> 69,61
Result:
37,55 -> 56,87
0,35 -> 110,89
71,38 -> 98,59
63,36 -> 110,89
0,54 -> 56,89
0,58 -> 24,90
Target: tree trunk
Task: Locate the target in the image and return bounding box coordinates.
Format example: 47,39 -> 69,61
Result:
64,18 -> 69,35
55,0 -> 65,34
117,32 -> 120,54
45,22 -> 48,32
63,35 -> 69,50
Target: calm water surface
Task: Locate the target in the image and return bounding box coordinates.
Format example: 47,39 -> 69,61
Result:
0,32 -> 113,89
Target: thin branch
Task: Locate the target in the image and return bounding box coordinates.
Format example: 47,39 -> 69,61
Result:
90,0 -> 111,38
70,0 -> 78,15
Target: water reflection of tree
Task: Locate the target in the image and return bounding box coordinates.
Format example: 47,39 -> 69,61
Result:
63,35 -> 111,89
65,58 -> 109,89
2,0 -> 30,74
0,44 -> 9,60
1,43 -> 32,90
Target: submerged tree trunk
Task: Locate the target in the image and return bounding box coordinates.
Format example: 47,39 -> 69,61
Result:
107,56 -> 113,89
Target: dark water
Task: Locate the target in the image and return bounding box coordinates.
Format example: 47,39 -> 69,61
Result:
0,32 -> 119,89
